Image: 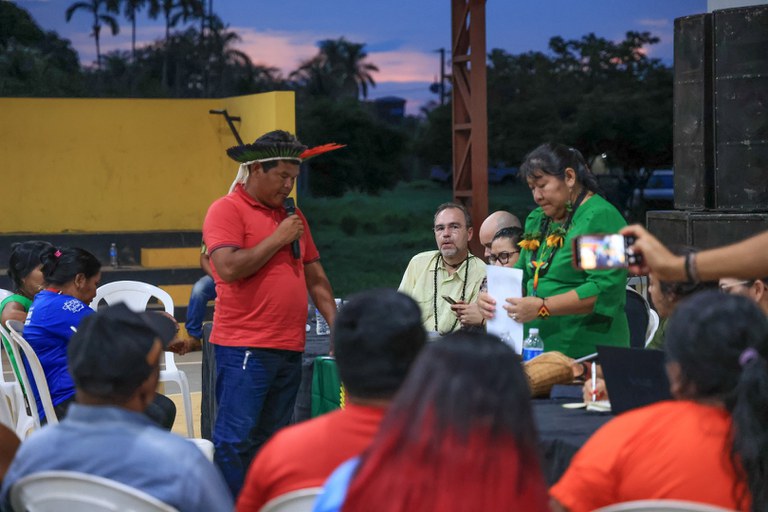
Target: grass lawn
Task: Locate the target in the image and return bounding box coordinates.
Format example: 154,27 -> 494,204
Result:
300,179 -> 537,297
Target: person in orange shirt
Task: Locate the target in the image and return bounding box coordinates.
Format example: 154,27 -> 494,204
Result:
550,291 -> 768,512
236,289 -> 426,511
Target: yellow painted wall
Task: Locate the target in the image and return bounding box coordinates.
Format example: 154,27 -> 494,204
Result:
0,92 -> 296,233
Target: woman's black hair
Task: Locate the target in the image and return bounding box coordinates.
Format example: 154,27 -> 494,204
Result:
665,291 -> 768,510
40,247 -> 101,286
520,142 -> 601,194
7,241 -> 54,290
492,226 -> 523,247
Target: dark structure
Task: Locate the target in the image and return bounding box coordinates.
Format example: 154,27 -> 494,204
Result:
649,4 -> 768,248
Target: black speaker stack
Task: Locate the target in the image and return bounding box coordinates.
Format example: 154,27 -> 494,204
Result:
648,4 -> 768,249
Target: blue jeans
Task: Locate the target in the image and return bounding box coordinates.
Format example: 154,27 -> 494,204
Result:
213,344 -> 302,496
185,275 -> 216,339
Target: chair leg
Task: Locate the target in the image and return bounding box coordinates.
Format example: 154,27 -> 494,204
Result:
178,372 -> 195,438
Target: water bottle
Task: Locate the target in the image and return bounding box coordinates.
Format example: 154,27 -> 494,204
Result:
316,307 -> 330,335
522,328 -> 544,362
109,243 -> 118,268
315,299 -> 342,336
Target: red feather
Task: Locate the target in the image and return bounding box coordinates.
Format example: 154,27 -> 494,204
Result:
300,143 -> 346,160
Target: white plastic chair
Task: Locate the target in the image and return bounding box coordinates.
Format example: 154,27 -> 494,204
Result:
10,470 -> 179,512
645,308 -> 661,348
259,487 -> 323,512
0,380 -> 36,440
5,319 -> 58,429
90,281 -> 194,437
594,499 -> 737,512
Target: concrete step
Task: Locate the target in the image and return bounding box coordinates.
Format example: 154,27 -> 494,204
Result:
141,248 -> 200,268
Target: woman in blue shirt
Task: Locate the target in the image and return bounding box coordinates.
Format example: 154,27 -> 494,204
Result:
22,247 -> 101,420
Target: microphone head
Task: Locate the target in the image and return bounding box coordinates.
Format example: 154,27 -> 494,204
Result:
283,197 -> 296,211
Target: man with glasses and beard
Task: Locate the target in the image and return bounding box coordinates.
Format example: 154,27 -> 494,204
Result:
398,202 -> 485,336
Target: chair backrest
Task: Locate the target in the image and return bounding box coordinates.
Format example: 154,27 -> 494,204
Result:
10,470 -> 179,512
259,487 -> 323,512
594,499 -> 737,512
625,287 -> 651,349
90,281 -> 177,372
5,320 -> 57,427
91,281 -> 174,316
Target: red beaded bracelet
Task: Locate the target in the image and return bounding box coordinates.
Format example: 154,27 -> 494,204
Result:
537,297 -> 551,318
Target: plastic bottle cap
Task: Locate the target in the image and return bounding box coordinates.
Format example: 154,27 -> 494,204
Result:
529,328 -> 539,335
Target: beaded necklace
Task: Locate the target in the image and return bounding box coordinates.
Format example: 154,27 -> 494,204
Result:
432,254 -> 470,334
523,188 -> 588,297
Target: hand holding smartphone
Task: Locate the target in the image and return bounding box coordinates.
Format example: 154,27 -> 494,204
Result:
572,234 -> 643,270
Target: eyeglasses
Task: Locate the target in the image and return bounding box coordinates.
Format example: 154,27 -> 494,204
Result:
488,250 -> 520,265
719,280 -> 752,293
433,223 -> 465,234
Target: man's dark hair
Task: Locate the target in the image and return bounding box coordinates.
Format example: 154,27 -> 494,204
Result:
332,289 -> 426,400
434,202 -> 472,229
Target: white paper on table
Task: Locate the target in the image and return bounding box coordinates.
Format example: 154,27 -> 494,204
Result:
485,265 -> 524,354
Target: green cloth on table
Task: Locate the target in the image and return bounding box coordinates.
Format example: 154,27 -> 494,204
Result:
311,356 -> 344,417
1,294 -> 32,389
515,195 -> 629,358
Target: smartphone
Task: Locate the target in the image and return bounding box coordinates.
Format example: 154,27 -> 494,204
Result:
572,234 -> 642,270
442,295 -> 457,305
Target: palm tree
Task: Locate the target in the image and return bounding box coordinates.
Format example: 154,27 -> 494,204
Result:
110,0 -> 146,63
292,38 -> 378,100
146,0 -> 204,88
65,0 -> 120,70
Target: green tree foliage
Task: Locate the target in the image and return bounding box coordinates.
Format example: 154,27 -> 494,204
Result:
486,31 -> 673,171
298,97 -> 408,197
413,103 -> 452,170
291,38 -> 379,100
416,31 -> 673,186
0,2 -> 84,95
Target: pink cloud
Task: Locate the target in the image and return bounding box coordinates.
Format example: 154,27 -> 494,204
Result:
233,28 -> 435,83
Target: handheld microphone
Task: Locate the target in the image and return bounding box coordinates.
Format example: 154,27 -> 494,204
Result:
283,197 -> 301,259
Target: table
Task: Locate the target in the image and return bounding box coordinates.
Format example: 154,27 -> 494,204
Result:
292,332 -> 331,423
533,399 -> 612,484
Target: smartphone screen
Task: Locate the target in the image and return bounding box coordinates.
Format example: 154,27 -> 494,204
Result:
573,234 -> 632,270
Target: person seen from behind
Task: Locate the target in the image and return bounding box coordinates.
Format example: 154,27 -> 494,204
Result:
552,291 -> 768,511
313,332 -> 549,512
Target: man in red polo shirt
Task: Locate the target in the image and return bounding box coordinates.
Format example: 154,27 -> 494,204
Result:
203,130 -> 339,496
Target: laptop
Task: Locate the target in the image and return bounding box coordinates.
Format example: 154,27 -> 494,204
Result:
597,345 -> 672,415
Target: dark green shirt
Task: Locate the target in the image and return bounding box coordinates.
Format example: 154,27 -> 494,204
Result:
515,194 -> 629,358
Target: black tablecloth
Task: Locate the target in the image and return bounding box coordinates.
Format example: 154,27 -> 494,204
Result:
291,332 -> 331,423
533,399 -> 612,484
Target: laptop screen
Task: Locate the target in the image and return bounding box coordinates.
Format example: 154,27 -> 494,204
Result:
597,345 -> 672,415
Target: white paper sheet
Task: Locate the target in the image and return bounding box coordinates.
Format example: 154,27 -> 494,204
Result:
485,265 -> 524,354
